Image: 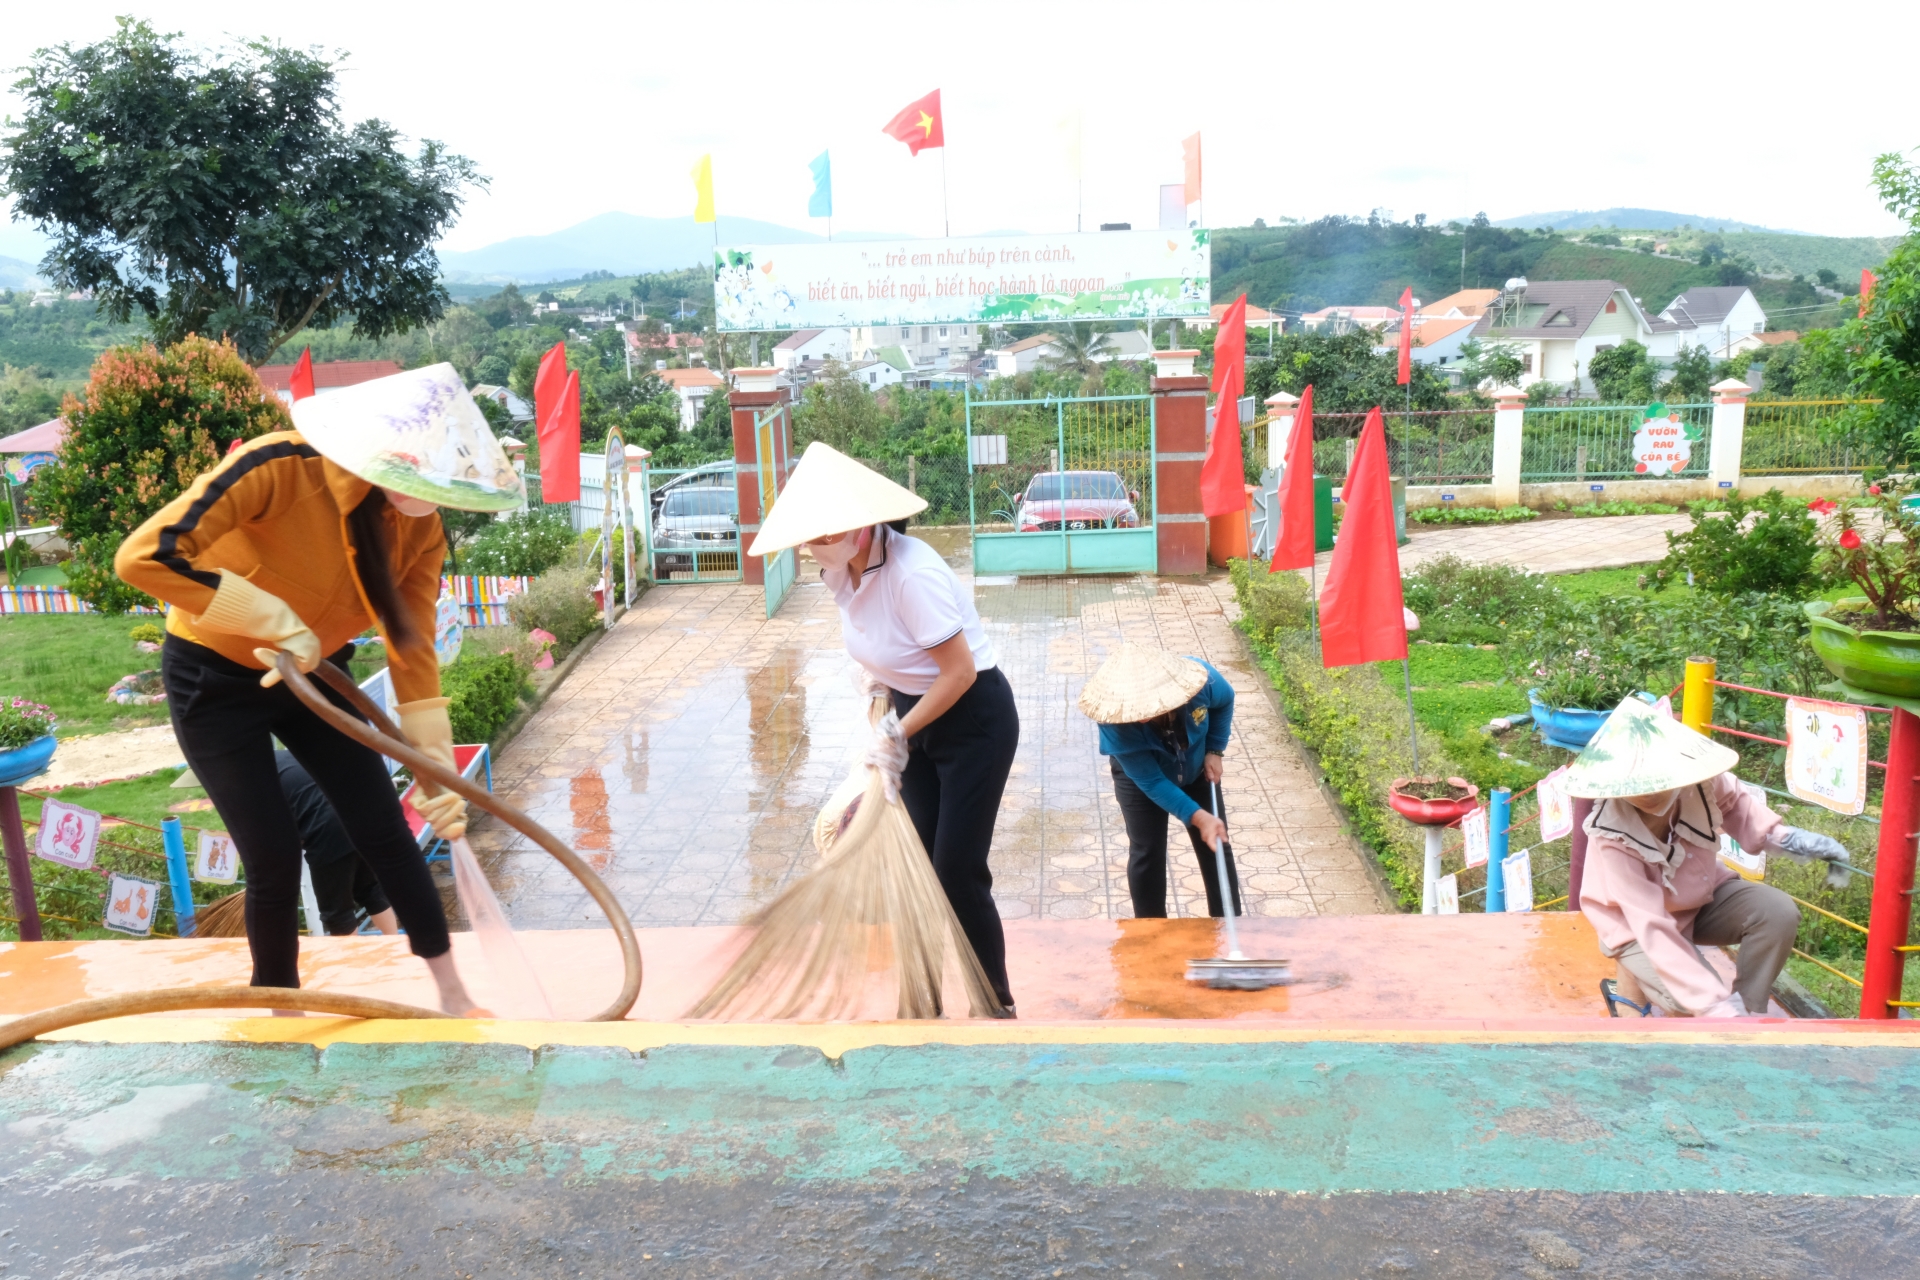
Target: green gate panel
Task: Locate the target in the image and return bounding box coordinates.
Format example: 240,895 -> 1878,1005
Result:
973,532 -> 1067,575
1068,527 -> 1157,573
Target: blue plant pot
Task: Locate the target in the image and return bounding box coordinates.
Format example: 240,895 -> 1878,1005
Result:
1527,689 -> 1609,751
0,733 -> 57,788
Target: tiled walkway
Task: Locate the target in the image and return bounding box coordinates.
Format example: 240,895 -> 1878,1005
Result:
1306,512 -> 1692,589
472,559 -> 1380,930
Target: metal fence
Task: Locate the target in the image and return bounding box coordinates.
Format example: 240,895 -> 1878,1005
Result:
1280,410 -> 1497,484
1520,402 -> 1715,482
851,455 -> 971,525
1741,400 -> 1883,476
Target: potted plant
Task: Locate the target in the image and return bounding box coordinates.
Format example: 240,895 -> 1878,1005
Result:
1527,648 -> 1638,750
0,697 -> 58,788
1805,486 -> 1920,698
1386,776 -> 1480,826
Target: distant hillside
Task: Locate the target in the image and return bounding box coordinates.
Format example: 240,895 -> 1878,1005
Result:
0,256 -> 43,290
1493,208 -> 1798,234
437,212 -> 830,283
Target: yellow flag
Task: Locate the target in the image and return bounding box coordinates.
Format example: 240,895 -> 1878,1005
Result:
691,154 -> 715,224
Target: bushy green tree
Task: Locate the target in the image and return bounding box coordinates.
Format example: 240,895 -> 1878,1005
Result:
1455,339 -> 1525,392
1650,489 -> 1822,597
1246,326 -> 1452,417
1666,344 -> 1713,401
35,336 -> 290,611
0,20 -> 482,364
1588,340 -> 1657,403
795,359 -> 888,454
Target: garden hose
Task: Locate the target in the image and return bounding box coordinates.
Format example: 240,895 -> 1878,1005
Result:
0,652 -> 642,1052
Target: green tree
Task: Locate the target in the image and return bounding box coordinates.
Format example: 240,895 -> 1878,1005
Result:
1455,339 -> 1525,392
1246,326 -> 1452,416
1588,340 -> 1656,403
0,20 -> 483,364
1844,148 -> 1920,460
0,365 -> 62,434
35,336 -> 290,611
1042,323 -> 1114,376
795,359 -> 888,455
1665,344 -> 1713,402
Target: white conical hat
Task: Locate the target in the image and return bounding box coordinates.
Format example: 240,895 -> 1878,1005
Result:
1077,645 -> 1209,724
1561,696 -> 1739,799
746,441 -> 927,556
291,363 -> 525,512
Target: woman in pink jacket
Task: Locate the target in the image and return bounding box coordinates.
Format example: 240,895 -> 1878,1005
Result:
1564,698 -> 1852,1018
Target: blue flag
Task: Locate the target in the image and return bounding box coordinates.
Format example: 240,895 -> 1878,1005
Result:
807,151 -> 832,219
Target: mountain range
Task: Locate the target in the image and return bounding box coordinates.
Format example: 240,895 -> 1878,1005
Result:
1491,208 -> 1804,235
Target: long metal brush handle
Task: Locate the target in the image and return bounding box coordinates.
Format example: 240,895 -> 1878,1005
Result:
1210,781 -> 1244,960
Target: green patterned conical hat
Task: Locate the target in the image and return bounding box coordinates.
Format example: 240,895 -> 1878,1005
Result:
1561,696 -> 1738,799
291,363 -> 525,512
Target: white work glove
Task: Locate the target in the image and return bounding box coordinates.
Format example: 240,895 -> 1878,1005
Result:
398,697 -> 466,840
1699,991 -> 1749,1019
853,667 -> 891,702
1768,826 -> 1853,890
863,709 -> 910,803
191,569 -> 321,687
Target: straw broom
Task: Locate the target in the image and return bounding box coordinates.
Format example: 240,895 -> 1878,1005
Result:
191,890 -> 249,937
692,695 -> 1007,1020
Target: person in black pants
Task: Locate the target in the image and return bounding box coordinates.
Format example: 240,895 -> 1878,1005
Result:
276,750 -> 399,937
1080,646 -> 1242,918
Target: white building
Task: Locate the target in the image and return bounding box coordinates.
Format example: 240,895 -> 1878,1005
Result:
657,367 -> 725,429
1658,287 -> 1770,361
850,323 -> 981,370
771,328 -> 852,370
850,350 -> 910,389
1379,316 -> 1482,378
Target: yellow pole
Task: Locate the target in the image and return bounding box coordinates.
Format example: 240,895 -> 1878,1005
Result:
1682,656 -> 1716,734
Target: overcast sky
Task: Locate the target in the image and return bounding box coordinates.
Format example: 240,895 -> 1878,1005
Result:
1,0 -> 1915,261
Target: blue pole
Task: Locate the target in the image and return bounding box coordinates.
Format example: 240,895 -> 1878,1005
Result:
1485,787 -> 1511,913
162,817 -> 195,938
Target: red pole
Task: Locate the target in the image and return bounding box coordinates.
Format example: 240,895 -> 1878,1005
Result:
0,785 -> 43,941
1861,707 -> 1920,1018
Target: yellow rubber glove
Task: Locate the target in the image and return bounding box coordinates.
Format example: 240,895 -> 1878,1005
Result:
398,697 -> 466,840
192,569 -> 322,688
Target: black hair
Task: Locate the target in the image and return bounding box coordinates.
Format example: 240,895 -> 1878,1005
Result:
886,518 -> 909,534
346,489 -> 423,650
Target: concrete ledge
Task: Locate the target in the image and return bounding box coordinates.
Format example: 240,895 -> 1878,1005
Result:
1400,474 -> 1864,510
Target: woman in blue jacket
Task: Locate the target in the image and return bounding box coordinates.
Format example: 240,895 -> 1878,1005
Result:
1079,646 -> 1240,918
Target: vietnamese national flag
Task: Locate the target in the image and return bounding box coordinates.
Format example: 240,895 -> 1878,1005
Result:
289,346 -> 315,402
883,90 -> 945,155
1396,287 -> 1415,386
1317,408 -> 1408,669
1271,384 -> 1317,571
1862,268 -> 1879,318
535,342 -> 567,433
1200,294 -> 1248,517
538,370 -> 581,503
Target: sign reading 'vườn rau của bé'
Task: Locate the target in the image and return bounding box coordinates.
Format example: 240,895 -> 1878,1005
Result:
711,230 -> 1210,332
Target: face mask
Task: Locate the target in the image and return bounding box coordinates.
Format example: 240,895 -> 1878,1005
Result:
382,487 -> 438,518
809,527 -> 869,570
1625,788 -> 1680,817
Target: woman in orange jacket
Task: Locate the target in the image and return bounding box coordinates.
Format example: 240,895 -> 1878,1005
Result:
116,364 -> 525,1013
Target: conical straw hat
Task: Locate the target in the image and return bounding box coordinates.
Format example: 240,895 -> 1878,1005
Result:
292,363 -> 525,512
1077,645 -> 1209,724
1560,696 -> 1739,799
746,441 -> 927,556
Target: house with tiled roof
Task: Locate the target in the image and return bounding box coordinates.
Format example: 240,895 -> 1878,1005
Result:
771,328 -> 851,370
1297,305 -> 1401,333
1658,287 -> 1769,361
1467,280 -> 1678,393
255,359 -> 403,404
1380,315 -> 1483,378
657,366 -> 725,428
1419,289 -> 1502,320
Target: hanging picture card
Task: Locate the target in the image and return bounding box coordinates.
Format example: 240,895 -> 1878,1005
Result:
1461,807 -> 1490,869
1435,873 -> 1460,915
1537,767 -> 1575,843
1502,849 -> 1535,913
1719,833 -> 1766,881
103,873 -> 160,937
194,831 -> 240,885
35,799 -> 101,871
1785,697 -> 1868,816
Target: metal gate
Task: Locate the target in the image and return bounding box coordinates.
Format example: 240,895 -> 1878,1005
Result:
640,461 -> 743,583
755,402 -> 797,616
965,390 -> 1157,575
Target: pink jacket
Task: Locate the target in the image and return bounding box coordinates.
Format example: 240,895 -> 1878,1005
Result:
1577,772 -> 1784,1013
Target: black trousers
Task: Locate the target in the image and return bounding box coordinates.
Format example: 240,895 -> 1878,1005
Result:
1110,765 -> 1243,918
310,854 -> 393,936
890,666 -> 1020,1008
162,636 -> 450,986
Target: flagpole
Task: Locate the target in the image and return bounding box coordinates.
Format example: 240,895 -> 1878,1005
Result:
940,146 -> 951,238
1402,657 -> 1421,773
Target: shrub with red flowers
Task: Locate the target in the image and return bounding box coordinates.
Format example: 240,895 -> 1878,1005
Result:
1817,484 -> 1920,630
32,336 -> 290,612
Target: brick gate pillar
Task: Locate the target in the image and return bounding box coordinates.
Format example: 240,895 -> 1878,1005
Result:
729,367 -> 788,588
1151,349 -> 1208,576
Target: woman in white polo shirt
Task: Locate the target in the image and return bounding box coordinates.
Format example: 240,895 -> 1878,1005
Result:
748,443 -> 1021,1014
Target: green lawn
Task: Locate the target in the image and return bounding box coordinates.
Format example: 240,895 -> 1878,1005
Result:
20,766 -> 206,832
0,614 -> 171,737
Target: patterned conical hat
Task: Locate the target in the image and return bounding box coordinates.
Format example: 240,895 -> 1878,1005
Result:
746,441 -> 927,556
1561,696 -> 1738,799
292,363 -> 525,512
1077,645 -> 1209,724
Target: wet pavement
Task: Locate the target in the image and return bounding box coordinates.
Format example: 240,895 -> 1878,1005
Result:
471,531 -> 1380,931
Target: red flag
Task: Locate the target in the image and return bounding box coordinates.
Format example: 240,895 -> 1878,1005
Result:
1396,287 -> 1414,386
1270,384 -> 1317,571
538,370 -> 581,503
883,90 -> 944,155
535,342 -> 568,429
1200,295 -> 1248,517
1318,408 -> 1407,668
1862,268 -> 1879,318
289,346 -> 315,402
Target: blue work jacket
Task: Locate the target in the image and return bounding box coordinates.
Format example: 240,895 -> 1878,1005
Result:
1096,658 -> 1235,825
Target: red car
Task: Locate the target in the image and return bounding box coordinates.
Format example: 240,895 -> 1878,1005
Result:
1016,471 -> 1141,532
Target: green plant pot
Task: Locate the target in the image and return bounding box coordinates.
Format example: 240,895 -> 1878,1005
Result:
1805,598 -> 1920,698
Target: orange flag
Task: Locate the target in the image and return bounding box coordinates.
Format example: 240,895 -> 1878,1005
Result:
538,370 -> 581,503
1200,294 -> 1247,517
1270,384 -> 1317,571
883,90 -> 944,155
289,346 -> 315,402
1318,408 -> 1407,668
1862,268 -> 1879,318
535,342 -> 567,427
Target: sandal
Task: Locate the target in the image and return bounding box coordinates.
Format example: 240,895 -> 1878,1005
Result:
1601,978 -> 1653,1018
